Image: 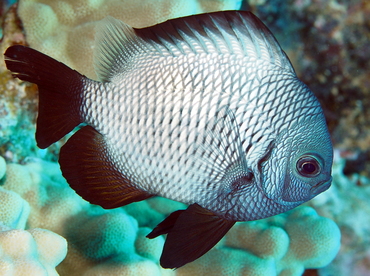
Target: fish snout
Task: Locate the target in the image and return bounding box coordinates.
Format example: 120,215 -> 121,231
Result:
310,177 -> 332,195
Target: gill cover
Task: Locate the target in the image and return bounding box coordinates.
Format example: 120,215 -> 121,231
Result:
260,113 -> 333,205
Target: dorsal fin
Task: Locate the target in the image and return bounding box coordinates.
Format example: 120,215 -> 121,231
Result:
93,11 -> 295,82
135,10 -> 294,71
94,16 -> 144,82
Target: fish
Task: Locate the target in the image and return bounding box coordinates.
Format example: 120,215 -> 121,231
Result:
4,11 -> 333,268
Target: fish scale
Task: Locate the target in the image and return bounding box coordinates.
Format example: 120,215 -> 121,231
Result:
95,66 -> 231,190
93,53 -> 285,210
4,11 -> 333,268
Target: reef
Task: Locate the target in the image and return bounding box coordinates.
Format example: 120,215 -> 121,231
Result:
0,0 -> 368,275
0,155 -> 340,275
308,149 -> 370,275
0,157 -> 67,275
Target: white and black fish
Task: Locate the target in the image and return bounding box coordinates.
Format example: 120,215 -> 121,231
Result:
4,11 -> 333,268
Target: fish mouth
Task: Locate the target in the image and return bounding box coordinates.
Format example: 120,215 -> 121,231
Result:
310,177 -> 332,195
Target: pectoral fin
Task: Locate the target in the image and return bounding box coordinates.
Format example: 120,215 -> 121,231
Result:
147,203 -> 235,269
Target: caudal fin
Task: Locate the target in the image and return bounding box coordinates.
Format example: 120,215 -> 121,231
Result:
4,45 -> 86,149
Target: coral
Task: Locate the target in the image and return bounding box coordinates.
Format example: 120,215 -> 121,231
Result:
123,197 -> 187,229
66,209 -> 139,262
17,0 -> 242,79
0,156 -> 6,179
308,149 -> 370,275
0,0 -> 16,31
0,186 -> 30,229
276,207 -> 340,273
178,248 -> 277,276
177,206 -> 340,276
2,158 -> 88,232
0,156 -> 67,276
0,157 -> 30,229
0,5 -> 41,163
61,208 -> 170,276
0,156 -> 341,275
0,157 -> 173,275
135,227 -> 164,262
0,225 -> 67,276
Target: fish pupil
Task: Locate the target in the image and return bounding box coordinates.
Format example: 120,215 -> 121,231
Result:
302,162 -> 316,174
296,155 -> 321,177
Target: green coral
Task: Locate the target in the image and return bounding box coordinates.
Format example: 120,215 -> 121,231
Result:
0,157 -> 67,276
177,206 -> 340,276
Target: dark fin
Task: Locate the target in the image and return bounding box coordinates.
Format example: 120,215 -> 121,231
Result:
146,210 -> 184,238
59,126 -> 154,209
93,11 -> 294,83
147,203 -> 235,269
4,45 -> 87,149
135,11 -> 294,72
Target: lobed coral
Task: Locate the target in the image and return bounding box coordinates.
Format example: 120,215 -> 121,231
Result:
0,5 -> 73,165
0,156 -> 173,276
308,150 -> 370,275
0,156 -> 67,275
0,155 -> 340,275
0,226 -> 67,276
0,186 -> 29,229
178,206 -> 340,276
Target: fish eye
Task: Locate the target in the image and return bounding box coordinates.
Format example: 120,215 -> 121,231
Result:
296,155 -> 321,177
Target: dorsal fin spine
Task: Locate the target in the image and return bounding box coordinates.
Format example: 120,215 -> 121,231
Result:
262,32 -> 276,65
211,16 -> 235,54
177,24 -> 200,54
201,21 -> 222,54
158,28 -> 179,56
149,40 -> 166,56
233,14 -> 253,57
230,21 -> 247,56
239,15 -> 262,59
191,27 -> 211,54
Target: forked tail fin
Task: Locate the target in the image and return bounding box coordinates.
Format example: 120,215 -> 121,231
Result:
4,45 -> 88,149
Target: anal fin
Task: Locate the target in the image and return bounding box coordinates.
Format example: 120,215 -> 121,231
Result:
147,203 -> 235,269
59,126 -> 153,208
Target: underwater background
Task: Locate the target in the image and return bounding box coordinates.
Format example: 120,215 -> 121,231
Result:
0,0 -> 368,275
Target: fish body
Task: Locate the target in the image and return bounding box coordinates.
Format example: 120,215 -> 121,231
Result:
4,11 -> 333,268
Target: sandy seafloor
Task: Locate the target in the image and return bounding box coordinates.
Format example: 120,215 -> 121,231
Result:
0,0 -> 369,275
